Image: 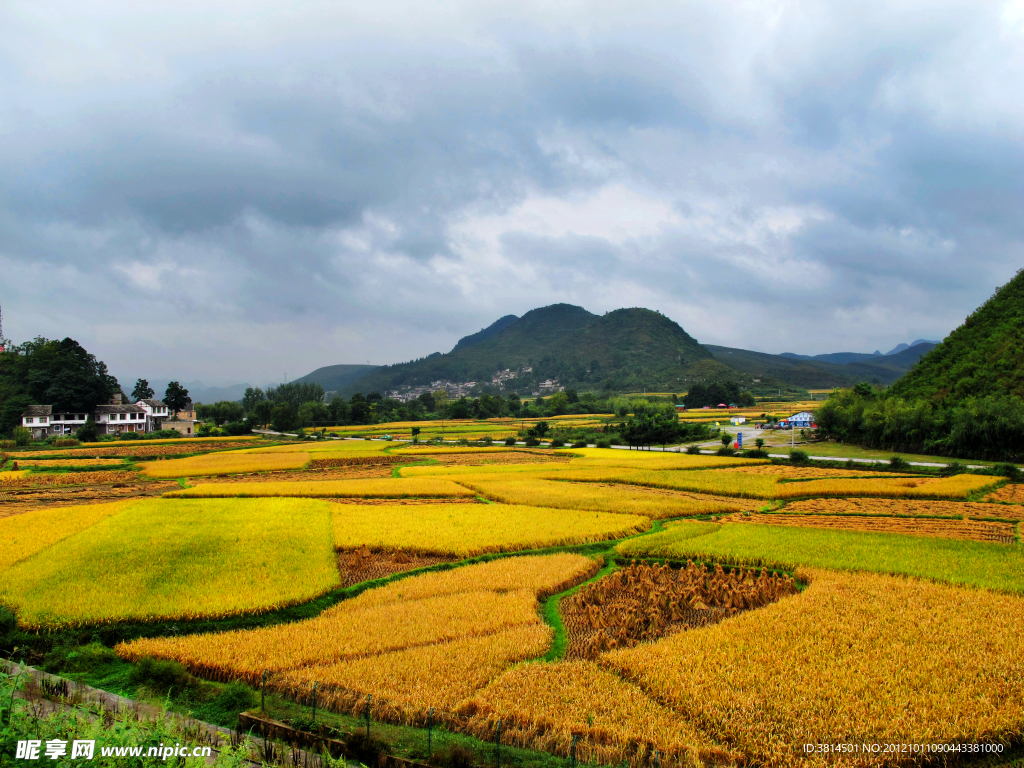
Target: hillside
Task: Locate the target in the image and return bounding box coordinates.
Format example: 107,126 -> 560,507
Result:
888,269 -> 1024,403
342,304 -> 713,395
293,364 -> 380,392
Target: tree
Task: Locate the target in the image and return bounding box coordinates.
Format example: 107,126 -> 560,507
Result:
448,397 -> 471,419
506,393 -> 521,414
565,389 -> 579,404
411,426 -> 421,442
297,400 -> 329,428
271,402 -> 297,432
75,417 -> 98,443
755,437 -> 765,450
348,393 -> 371,424
533,421 -> 550,439
252,400 -> 274,428
242,387 -> 266,414
132,379 -> 154,401
720,431 -> 733,447
431,389 -> 449,413
548,391 -> 570,415
164,382 -> 190,415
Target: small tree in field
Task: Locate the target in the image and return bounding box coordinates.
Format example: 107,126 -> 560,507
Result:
755,437 -> 765,450
720,432 -> 733,447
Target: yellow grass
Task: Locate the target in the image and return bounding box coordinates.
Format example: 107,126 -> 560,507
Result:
0,470 -> 139,487
331,503 -> 649,556
456,476 -> 747,518
732,513 -> 1017,544
117,554 -> 597,685
139,452 -> 310,478
0,501 -> 131,571
603,568 -> 1024,767
1,498 -> 338,627
165,478 -> 476,499
0,470 -> 31,480
461,661 -> 732,768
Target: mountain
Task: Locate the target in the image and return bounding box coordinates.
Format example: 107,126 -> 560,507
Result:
884,339 -> 939,356
341,304 -> 712,395
451,315 -> 518,352
706,342 -> 937,389
293,364 -> 380,393
888,270 -> 1024,403
130,379 -> 254,405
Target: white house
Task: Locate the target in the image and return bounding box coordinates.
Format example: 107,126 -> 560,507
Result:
729,415 -> 746,425
93,394 -> 149,435
136,398 -> 170,430
21,405 -> 90,440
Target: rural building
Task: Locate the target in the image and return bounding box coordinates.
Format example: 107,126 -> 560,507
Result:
21,405 -> 90,440
730,416 -> 746,425
136,398 -> 171,428
94,394 -> 149,435
781,411 -> 816,428
162,399 -> 198,435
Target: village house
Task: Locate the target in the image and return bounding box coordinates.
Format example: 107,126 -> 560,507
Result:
20,405 -> 89,440
161,399 -> 198,436
21,394 -> 174,438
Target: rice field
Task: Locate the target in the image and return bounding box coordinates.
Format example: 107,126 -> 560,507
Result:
139,452 -> 311,478
331,503 -> 650,556
732,512 -> 1018,544
117,554 -> 597,685
603,568 -> 1024,767
618,519 -> 1024,592
1,498 -> 339,627
985,482 -> 1024,504
783,496 -> 1024,520
164,478 -> 477,499
0,501 -> 132,570
455,476 -> 749,518
0,470 -> 139,487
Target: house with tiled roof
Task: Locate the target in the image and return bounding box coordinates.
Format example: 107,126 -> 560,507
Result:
22,393 -> 165,439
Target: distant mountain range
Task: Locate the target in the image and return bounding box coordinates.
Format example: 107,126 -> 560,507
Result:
319,305 -> 941,396
292,364 -> 380,393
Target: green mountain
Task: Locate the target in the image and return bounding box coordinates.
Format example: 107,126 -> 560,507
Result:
293,364 -> 380,393
341,304 -> 713,395
888,269 -> 1024,403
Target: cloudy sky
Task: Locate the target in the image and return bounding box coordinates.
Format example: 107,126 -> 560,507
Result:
3,0 -> 1023,385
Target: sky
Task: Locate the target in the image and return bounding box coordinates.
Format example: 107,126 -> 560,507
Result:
2,0 -> 1023,386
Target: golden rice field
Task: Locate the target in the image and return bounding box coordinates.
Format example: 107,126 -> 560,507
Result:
279,624 -> 555,712
733,512 -> 1018,543
461,661 -> 734,768
331,503 -> 650,556
724,464 -> 906,479
0,501 -> 132,570
587,468 -> 1001,500
118,554 -> 596,684
15,440 -> 262,459
783,496 -> 1024,520
603,568 -> 1024,767
1,498 -> 339,627
164,478 -> 477,499
11,458 -> 127,467
139,452 -> 311,478
455,476 -> 749,518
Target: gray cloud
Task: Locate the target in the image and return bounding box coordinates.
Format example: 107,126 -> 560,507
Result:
1,0 -> 1022,385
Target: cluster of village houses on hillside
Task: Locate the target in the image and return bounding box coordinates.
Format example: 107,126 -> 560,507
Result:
386,368 -> 565,403
21,394 -> 198,440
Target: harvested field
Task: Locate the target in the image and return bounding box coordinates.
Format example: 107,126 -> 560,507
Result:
985,483 -> 1024,504
336,546 -> 456,587
732,513 -> 1018,543
0,470 -> 139,488
309,455 -> 407,469
0,481 -> 179,517
783,497 -> 1024,520
12,440 -> 262,459
562,561 -> 796,659
11,458 -> 126,468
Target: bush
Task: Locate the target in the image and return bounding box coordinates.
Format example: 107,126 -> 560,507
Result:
118,432 -> 142,440
571,440 -> 588,448
889,455 -> 910,471
595,438 -> 612,449
457,438 -> 469,446
222,421 -> 252,436
550,438 -> 566,447
128,657 -> 198,696
790,450 -> 810,465
742,449 -> 769,459
504,436 -> 517,446
51,437 -> 79,447
524,436 -> 540,447
11,427 -> 30,446
0,439 -> 14,450
994,462 -> 1022,481
686,444 -> 702,455
433,743 -> 477,768
716,446 -> 736,456
214,680 -> 257,713
481,436 -> 493,446
345,732 -> 386,764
